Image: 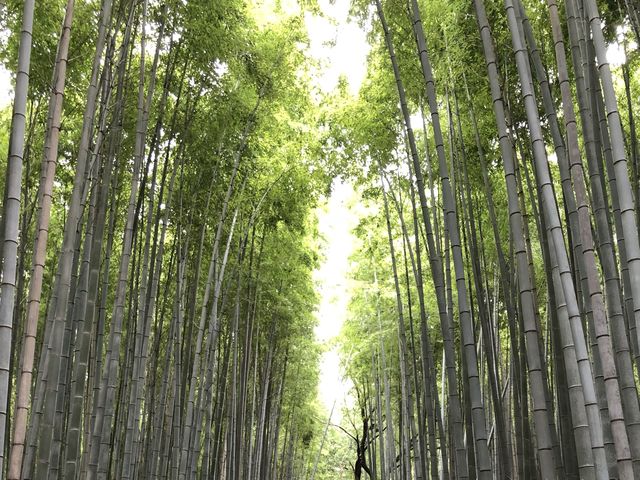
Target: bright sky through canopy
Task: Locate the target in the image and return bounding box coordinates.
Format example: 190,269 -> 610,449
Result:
306,0 -> 370,418
313,181 -> 357,421
305,0 -> 370,95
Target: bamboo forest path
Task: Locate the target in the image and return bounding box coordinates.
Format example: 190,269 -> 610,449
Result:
306,2 -> 370,476
2,0 -> 640,479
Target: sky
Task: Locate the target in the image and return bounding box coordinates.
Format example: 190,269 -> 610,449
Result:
312,181 -> 358,422
304,0 -> 370,96
305,0 -> 370,422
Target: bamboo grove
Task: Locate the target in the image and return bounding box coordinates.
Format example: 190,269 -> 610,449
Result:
332,0 -> 640,478
0,0 -> 328,478
2,0 -> 640,479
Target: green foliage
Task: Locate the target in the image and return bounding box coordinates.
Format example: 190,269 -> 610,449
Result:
2,0 -> 640,475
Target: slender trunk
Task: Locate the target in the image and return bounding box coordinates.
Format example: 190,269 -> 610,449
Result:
408,0 -> 493,475
581,2 -> 640,374
0,0 -> 35,473
6,2 -> 72,477
374,2 -> 468,476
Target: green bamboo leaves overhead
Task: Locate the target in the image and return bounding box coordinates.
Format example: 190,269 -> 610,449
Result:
2,0 -> 640,478
0,1 -> 326,479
